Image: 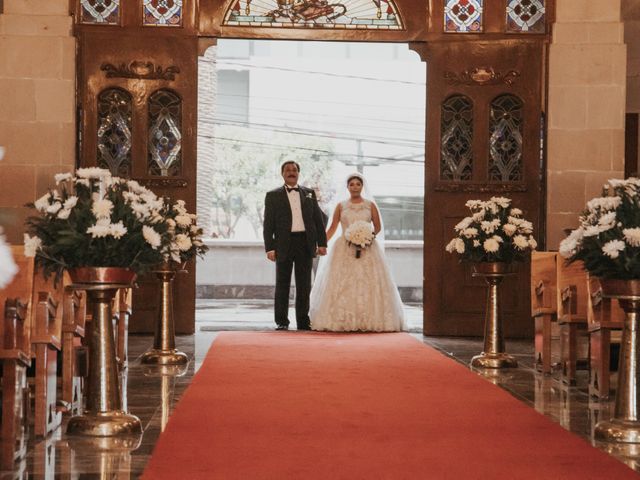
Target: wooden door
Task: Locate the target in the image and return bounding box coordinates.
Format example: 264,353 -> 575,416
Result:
423,40 -> 546,338
76,2 -> 199,334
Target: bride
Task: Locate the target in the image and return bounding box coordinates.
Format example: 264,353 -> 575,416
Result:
310,173 -> 406,332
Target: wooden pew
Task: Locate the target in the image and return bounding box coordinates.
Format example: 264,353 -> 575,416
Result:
0,247 -> 34,468
587,275 -> 624,399
0,300 -> 30,469
5,247 -> 66,438
30,288 -> 62,437
531,252 -> 558,374
557,258 -> 589,386
61,286 -> 87,415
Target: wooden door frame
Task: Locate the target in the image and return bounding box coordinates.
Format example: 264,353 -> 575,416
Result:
74,0 -> 554,335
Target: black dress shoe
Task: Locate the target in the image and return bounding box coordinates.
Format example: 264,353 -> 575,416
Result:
297,325 -> 311,331
276,325 -> 288,331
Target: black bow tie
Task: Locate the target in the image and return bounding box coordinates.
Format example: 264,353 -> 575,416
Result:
286,186 -> 299,193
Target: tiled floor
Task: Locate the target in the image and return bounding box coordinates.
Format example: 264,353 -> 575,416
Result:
1,300 -> 639,478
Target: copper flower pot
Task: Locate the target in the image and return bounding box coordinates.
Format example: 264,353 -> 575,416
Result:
68,267 -> 136,285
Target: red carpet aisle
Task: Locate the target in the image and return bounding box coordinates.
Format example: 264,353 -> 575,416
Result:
143,333 -> 638,479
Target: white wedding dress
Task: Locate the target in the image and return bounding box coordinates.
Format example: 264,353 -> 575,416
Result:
310,199 -> 406,332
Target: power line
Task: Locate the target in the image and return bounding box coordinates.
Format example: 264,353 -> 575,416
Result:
200,118 -> 425,148
212,59 -> 426,86
199,135 -> 425,164
210,91 -> 426,111
212,102 -> 425,131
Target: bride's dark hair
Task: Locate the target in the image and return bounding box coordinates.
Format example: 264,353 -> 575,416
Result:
347,174 -> 363,185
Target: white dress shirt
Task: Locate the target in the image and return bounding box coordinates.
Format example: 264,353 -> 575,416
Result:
286,185 -> 306,232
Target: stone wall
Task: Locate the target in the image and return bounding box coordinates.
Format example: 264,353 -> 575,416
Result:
625,0 -> 640,113
546,0 -> 627,248
0,0 -> 75,243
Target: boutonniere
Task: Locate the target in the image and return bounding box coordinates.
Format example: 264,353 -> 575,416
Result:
305,192 -> 313,199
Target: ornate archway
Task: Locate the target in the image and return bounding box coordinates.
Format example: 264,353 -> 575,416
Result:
75,0 -> 553,336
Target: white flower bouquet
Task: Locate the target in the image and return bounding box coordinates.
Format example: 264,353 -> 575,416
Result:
24,168 -> 171,281
0,227 -> 17,289
445,196 -> 537,263
160,198 -> 208,265
560,178 -> 640,279
344,220 -> 375,258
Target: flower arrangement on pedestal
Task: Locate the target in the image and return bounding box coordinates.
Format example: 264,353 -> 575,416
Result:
23,168 -> 171,280
445,196 -> 537,263
0,227 -> 17,289
140,198 -> 208,366
560,177 -> 640,443
445,196 -> 536,370
560,178 -> 640,279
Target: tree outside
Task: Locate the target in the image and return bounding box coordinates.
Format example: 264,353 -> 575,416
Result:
204,125 -> 335,239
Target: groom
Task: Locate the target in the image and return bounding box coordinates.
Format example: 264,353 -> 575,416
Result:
263,161 -> 327,331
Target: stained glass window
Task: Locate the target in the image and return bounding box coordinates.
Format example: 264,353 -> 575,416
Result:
444,0 -> 483,33
148,90 -> 182,177
80,0 -> 120,25
506,0 -> 545,33
489,95 -> 523,182
440,95 -> 473,181
222,0 -> 402,30
97,89 -> 132,177
143,0 -> 183,27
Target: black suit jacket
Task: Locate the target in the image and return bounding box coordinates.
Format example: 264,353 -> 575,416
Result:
263,186 -> 328,260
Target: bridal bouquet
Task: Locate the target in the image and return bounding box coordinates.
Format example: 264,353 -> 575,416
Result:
23,168 -> 171,281
445,196 -> 537,263
344,220 -> 375,259
0,227 -> 17,289
560,178 -> 640,279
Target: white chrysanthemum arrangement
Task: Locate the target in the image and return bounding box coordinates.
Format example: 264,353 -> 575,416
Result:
560,178 -> 640,279
344,220 -> 375,258
24,168 -> 173,280
0,227 -> 17,290
445,196 -> 537,263
160,199 -> 208,265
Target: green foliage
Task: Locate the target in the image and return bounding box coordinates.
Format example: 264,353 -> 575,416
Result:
207,125 -> 335,238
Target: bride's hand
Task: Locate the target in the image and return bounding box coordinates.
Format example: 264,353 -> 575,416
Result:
317,247 -> 327,256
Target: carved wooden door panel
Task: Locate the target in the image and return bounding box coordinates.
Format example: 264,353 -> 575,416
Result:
78,32 -> 198,334
423,40 -> 545,337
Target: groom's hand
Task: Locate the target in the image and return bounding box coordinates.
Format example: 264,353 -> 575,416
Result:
267,251 -> 276,262
317,247 -> 327,256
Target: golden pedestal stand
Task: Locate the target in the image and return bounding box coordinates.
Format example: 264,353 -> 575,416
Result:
67,268 -> 141,437
140,263 -> 188,366
595,279 -> 640,443
470,262 -> 518,369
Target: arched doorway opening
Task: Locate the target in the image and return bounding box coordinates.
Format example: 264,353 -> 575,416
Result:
74,0 -> 552,338
195,39 -> 426,332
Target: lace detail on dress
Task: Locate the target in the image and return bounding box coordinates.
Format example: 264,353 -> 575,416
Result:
309,199 -> 405,332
